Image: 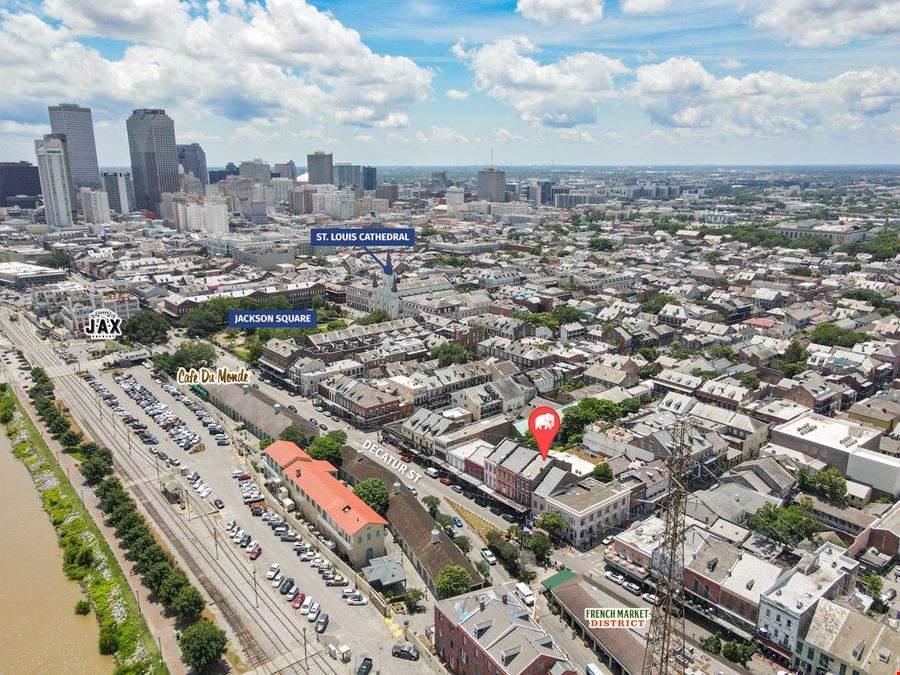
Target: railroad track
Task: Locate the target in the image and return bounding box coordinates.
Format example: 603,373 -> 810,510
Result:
4,326 -> 342,675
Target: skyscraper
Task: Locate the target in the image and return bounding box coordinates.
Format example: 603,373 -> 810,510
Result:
80,188 -> 111,224
177,143 -> 209,186
362,166 -> 377,191
48,103 -> 101,191
0,161 -> 42,207
477,168 -> 506,203
306,151 -> 333,185
103,171 -> 135,214
34,135 -> 75,228
275,160 -> 297,180
126,108 -> 179,213
334,163 -> 362,187
240,159 -> 271,184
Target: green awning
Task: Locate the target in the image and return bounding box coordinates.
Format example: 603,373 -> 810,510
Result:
542,569 -> 577,591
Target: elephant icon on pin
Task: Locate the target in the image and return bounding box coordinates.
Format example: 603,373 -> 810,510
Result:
533,413 -> 556,430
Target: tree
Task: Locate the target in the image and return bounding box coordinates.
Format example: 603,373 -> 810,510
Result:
80,454 -> 113,484
306,432 -> 343,464
592,463 -> 613,483
422,495 -> 440,513
246,341 -> 263,364
588,237 -> 614,251
154,341 -> 216,376
122,311 -> 170,345
799,467 -> 848,504
453,535 -> 471,554
721,640 -> 756,667
278,425 -> 307,445
699,633 -> 723,654
60,429 -> 83,448
475,560 -> 491,583
172,585 -> 206,623
48,416 -> 70,436
353,478 -> 389,515
641,294 -> 680,314
436,513 -> 453,529
355,310 -> 391,326
750,503 -> 819,543
98,619 -> 119,655
159,571 -> 189,607
404,588 -> 425,613
178,619 -> 228,673
436,565 -> 472,599
537,510 -> 566,537
860,571 -> 884,599
431,343 -> 470,367
144,561 -> 172,594
638,347 -> 660,362
739,374 -> 760,390
36,252 -> 69,268
259,438 -> 274,451
527,533 -> 552,563
809,322 -> 869,348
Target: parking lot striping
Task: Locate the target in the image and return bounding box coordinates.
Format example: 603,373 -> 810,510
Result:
384,617 -> 404,638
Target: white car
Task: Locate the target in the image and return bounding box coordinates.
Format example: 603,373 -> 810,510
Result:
481,549 -> 497,565
270,572 -> 284,587
605,571 -> 625,585
266,563 -> 280,580
307,603 -> 320,621
346,596 -> 368,606
602,536 -> 614,546
300,596 -> 313,614
200,487 -> 212,498
231,469 -> 243,478
246,540 -> 257,552
642,593 -> 660,605
232,529 -> 245,542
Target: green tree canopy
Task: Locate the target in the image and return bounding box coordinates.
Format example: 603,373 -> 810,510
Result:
353,478 -> 389,515
278,425 -> 307,445
641,294 -> 680,314
178,619 -> 228,673
171,585 -> 206,624
306,430 -> 345,464
527,533 -> 552,562
355,310 -> 391,326
436,565 -> 472,599
592,463 -> 613,483
122,311 -> 170,345
536,510 -> 566,536
431,343 -> 470,367
153,341 -> 217,376
809,322 -> 870,348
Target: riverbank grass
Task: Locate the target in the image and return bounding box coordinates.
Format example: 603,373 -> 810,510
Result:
0,385 -> 167,675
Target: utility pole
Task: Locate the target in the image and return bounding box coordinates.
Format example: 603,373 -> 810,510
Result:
302,626 -> 308,668
641,418 -> 691,675
254,569 -> 258,608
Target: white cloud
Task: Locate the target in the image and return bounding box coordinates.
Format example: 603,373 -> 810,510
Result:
720,58 -> 745,70
515,0 -> 603,25
631,56 -> 900,136
446,89 -> 470,101
556,128 -> 599,143
494,128 -> 527,142
621,0 -> 672,14
0,121 -> 50,135
0,0 -> 432,131
753,0 -> 900,47
453,37 -> 629,127
353,134 -> 375,143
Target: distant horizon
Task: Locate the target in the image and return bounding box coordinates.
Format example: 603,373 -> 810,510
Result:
95,163 -> 900,172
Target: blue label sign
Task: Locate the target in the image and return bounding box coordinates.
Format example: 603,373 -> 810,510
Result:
228,310 -> 317,329
311,228 -> 415,247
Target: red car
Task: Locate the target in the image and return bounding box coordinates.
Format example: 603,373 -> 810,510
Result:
291,593 -> 306,609
237,473 -> 252,481
249,546 -> 262,560
400,455 -> 411,463
439,477 -> 452,486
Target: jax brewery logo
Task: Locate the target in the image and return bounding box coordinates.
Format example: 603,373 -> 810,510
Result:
85,308 -> 122,341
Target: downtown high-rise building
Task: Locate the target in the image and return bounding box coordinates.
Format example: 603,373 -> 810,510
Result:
34,134 -> 75,228
126,108 -> 179,213
48,103 -> 101,192
334,163 -> 362,188
275,160 -> 297,180
306,151 -> 333,185
103,171 -> 135,214
240,159 -> 271,184
177,143 -> 209,186
362,166 -> 377,191
477,168 -> 506,203
0,161 -> 42,207
80,187 -> 111,224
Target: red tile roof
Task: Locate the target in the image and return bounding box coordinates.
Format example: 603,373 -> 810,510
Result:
264,440 -> 387,536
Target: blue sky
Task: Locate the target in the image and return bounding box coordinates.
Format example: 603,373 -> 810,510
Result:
0,0 -> 898,167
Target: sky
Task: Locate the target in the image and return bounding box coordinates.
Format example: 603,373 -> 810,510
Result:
1,0 -> 899,167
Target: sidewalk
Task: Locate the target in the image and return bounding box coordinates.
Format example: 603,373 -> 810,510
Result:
8,375 -> 187,674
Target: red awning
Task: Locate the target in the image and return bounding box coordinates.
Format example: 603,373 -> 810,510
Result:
754,637 -> 793,661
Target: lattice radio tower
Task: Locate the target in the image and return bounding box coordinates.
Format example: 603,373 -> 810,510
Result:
641,418 -> 693,675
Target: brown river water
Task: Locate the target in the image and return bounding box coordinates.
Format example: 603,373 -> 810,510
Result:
0,430 -> 114,674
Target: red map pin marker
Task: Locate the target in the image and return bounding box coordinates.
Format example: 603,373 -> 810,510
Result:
528,406 -> 561,460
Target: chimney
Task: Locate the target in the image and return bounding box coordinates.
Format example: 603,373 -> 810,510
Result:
479,600 -> 485,611
295,468 -> 301,478
502,594 -> 508,605
431,528 -> 439,544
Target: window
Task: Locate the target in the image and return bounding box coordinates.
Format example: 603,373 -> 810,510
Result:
357,536 -> 363,544
807,647 -> 814,660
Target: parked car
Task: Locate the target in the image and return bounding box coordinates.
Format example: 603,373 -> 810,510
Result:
356,657 -> 373,675
307,603 -> 321,621
315,613 -> 329,633
400,455 -> 411,463
605,571 -> 625,585
392,643 -> 420,661
439,477 -> 452,486
623,582 -> 642,596
602,536 -> 614,546
481,549 -> 497,565
291,593 -> 306,609
249,547 -> 262,560
642,593 -> 660,605
453,516 -> 464,528
300,596 -> 313,614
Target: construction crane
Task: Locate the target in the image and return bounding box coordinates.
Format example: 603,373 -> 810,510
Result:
642,418 -> 693,675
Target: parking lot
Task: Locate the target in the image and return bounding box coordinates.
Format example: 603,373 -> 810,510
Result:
92,365 -> 431,673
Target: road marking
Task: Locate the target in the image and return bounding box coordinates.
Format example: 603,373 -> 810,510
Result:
384,617 -> 404,638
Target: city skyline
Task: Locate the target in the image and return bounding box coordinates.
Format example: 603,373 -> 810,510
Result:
0,0 -> 897,167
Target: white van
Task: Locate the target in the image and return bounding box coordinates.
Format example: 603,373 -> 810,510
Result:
515,582 -> 534,606
586,664 -> 602,675
424,467 -> 440,478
